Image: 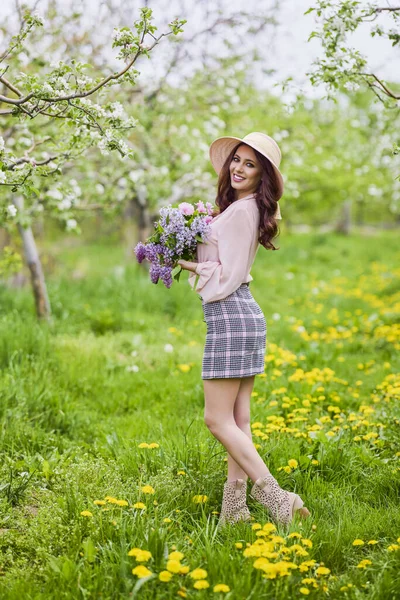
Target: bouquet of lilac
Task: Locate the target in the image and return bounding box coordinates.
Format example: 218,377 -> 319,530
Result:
134,200 -> 214,288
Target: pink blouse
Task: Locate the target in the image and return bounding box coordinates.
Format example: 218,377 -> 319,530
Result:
188,192 -> 282,303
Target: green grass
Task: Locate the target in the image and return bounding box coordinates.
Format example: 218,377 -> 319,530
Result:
0,230 -> 399,599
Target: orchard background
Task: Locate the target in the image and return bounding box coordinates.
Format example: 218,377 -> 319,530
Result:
0,1 -> 400,599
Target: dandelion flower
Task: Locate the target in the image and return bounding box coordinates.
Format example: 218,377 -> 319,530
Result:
80,510 -> 93,517
135,550 -> 152,563
128,548 -> 142,557
138,443 -> 150,448
357,559 -> 372,569
179,565 -> 190,574
368,540 -> 378,545
213,583 -> 230,593
288,459 -> 298,469
159,570 -> 172,582
352,539 -> 364,546
178,364 -> 191,372
235,542 -> 243,549
169,551 -> 184,561
166,559 -> 182,573
315,566 -> 330,576
133,502 -> 146,509
148,442 -> 159,448
132,565 -> 152,578
163,517 -> 172,523
115,499 -> 128,506
299,589 -> 310,596
192,495 -> 208,503
141,485 -> 155,494
193,580 -> 209,590
189,568 -> 208,580
93,500 -> 106,506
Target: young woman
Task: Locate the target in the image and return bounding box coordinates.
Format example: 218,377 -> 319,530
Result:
178,132 -> 310,526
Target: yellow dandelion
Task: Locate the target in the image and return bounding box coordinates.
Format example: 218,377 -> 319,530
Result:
288,532 -> 302,539
135,550 -> 152,563
141,485 -> 155,494
177,364 -> 191,372
262,523 -> 277,533
133,502 -> 146,509
311,460 -> 319,465
177,471 -> 186,476
315,566 -> 331,576
148,442 -> 159,448
80,510 -> 93,517
213,583 -> 230,593
301,539 -> 313,548
128,548 -> 141,557
93,500 -> 106,506
299,589 -> 310,596
189,568 -> 208,580
166,559 -> 182,573
288,459 -> 298,469
169,551 -> 184,561
115,499 -> 128,507
352,539 -> 364,546
159,570 -> 172,582
193,580 -> 209,590
163,517 -> 172,523
105,496 -> 119,504
283,466 -> 292,474
235,542 -> 243,549
368,540 -> 378,545
138,442 -> 150,448
177,590 -> 187,598
388,544 -> 400,551
132,565 -> 152,578
357,559 -> 372,569
252,523 -> 262,530
192,495 -> 208,503
179,565 -> 190,574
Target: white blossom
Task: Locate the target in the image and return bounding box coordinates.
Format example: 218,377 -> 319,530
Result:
0,136 -> 5,152
66,218 -> 77,231
6,204 -> 17,217
58,198 -> 72,211
47,189 -> 63,200
164,343 -> 174,353
0,172 -> 6,184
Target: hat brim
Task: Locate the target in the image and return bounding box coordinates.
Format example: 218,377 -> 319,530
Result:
209,136 -> 284,200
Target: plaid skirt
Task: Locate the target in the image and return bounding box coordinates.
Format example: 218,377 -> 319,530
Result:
201,283 -> 267,379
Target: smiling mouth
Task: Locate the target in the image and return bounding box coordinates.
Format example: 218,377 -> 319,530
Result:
232,174 -> 245,182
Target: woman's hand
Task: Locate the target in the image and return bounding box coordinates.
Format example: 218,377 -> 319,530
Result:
177,259 -> 198,273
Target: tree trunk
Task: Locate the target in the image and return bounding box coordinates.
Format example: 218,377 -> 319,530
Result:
13,196 -> 51,320
123,185 -> 153,259
335,199 -> 352,235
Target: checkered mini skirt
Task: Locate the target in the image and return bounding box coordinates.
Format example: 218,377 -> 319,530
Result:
201,283 -> 267,379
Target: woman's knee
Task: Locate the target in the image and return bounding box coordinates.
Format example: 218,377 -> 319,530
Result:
234,411 -> 251,431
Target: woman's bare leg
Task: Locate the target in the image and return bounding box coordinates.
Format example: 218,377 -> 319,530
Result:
203,377 -> 270,484
226,376 -> 255,482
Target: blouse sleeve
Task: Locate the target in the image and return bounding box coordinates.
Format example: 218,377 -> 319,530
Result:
194,206 -> 255,303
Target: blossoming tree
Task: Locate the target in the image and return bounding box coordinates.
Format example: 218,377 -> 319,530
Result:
0,7 -> 185,318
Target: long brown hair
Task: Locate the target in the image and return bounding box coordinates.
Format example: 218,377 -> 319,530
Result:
211,143 -> 281,251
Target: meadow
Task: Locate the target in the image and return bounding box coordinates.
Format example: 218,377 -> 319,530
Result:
0,230 -> 399,599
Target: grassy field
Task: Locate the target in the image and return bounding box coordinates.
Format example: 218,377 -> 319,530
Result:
0,230 -> 399,599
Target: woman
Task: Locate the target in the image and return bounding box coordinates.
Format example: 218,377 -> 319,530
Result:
178,132 -> 310,526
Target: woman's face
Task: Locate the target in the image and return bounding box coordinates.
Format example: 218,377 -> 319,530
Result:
229,145 -> 262,197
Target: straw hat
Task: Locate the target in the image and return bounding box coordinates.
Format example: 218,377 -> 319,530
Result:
209,132 -> 284,201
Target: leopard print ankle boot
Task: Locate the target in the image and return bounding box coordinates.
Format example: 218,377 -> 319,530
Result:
218,478 -> 251,526
250,474 -> 310,526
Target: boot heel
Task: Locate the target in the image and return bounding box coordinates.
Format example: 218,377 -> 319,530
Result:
288,492 -> 310,520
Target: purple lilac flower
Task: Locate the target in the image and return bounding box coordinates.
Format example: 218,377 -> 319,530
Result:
134,202 -> 213,289
134,241 -> 147,263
